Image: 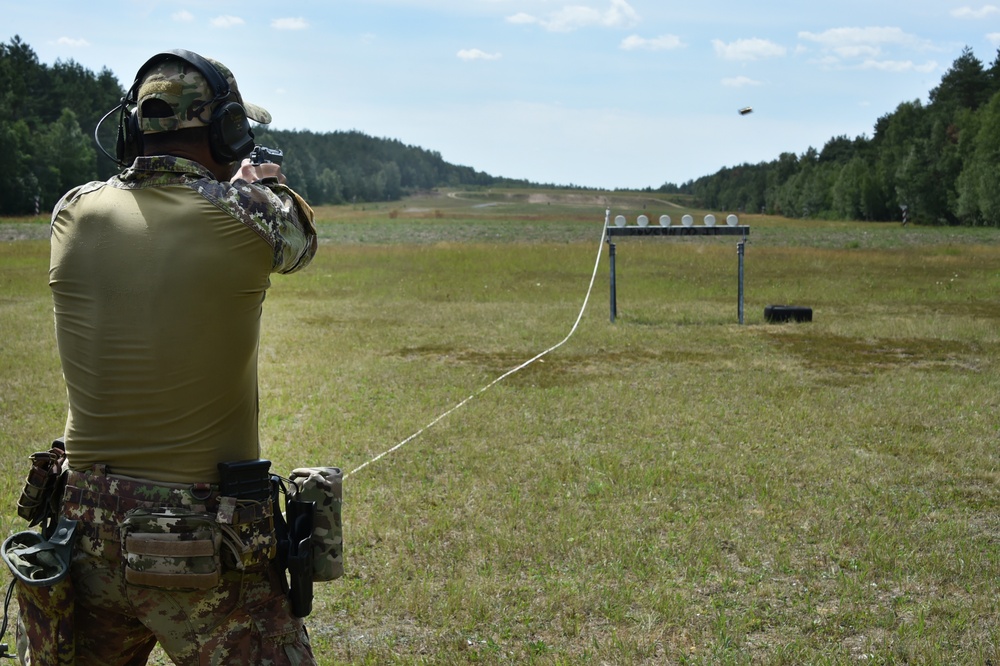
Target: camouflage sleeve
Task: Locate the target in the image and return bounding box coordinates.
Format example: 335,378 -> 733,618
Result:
208,179 -> 317,274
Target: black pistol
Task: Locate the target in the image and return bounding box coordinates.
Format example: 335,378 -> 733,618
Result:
249,145 -> 284,166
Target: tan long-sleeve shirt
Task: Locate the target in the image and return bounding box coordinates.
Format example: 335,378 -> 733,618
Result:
49,155 -> 316,483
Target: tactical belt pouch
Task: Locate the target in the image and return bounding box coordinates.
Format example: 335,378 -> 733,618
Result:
287,467 -> 343,581
120,507 -> 222,590
17,440 -> 67,534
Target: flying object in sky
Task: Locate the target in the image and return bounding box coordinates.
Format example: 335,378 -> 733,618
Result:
738,107 -> 754,115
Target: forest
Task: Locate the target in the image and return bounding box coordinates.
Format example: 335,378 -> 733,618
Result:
0,36 -> 534,216
3,35 -> 1000,225
676,46 -> 1000,226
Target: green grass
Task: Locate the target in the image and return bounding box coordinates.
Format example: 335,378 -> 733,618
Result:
2,189 -> 999,664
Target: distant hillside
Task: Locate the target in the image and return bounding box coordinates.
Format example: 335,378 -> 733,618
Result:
0,36 -> 555,216
251,127 -> 541,206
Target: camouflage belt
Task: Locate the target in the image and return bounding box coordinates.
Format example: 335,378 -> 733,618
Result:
61,470 -> 278,568
62,485 -> 271,526
62,467 -> 273,525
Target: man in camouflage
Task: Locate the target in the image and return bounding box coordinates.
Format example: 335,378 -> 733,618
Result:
23,51 -> 318,664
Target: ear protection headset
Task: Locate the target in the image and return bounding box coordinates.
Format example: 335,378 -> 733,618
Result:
113,49 -> 255,166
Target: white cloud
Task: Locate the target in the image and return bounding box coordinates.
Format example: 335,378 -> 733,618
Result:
951,5 -> 1000,18
458,48 -> 502,61
832,45 -> 881,59
506,13 -> 537,26
798,27 -> 935,71
55,37 -> 90,48
712,38 -> 786,61
172,11 -> 194,23
507,0 -> 640,33
601,0 -> 640,28
989,32 -> 1000,45
211,15 -> 245,28
722,75 -> 761,87
272,18 -> 309,30
620,34 -> 683,51
798,27 -> 919,52
860,59 -> 938,73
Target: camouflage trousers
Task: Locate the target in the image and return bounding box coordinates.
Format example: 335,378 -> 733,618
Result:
16,465 -> 316,666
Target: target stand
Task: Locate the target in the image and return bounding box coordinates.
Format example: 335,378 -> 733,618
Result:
606,214 -> 750,324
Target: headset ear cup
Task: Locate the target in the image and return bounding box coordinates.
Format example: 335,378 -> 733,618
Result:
116,108 -> 143,166
209,102 -> 254,163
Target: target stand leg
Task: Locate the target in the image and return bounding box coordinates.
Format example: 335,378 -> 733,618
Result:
609,241 -> 617,323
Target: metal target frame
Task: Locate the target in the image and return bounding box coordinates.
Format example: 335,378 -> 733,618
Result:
606,213 -> 750,324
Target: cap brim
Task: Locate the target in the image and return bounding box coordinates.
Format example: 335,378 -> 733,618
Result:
244,101 -> 272,125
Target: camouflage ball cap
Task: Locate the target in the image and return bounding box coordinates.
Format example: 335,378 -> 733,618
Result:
137,56 -> 272,134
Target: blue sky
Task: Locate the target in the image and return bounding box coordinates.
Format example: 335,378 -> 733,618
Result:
4,1 -> 999,189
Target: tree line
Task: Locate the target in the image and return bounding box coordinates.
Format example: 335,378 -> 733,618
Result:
5,35 -> 1000,225
674,46 -> 1000,226
0,36 -> 544,216
0,37 -> 122,215
251,127 -> 537,206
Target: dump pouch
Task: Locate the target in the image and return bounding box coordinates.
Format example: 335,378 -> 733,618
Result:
2,517 -> 78,665
3,518 -> 77,588
287,467 -> 343,581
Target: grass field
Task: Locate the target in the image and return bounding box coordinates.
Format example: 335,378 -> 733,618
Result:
1,189 -> 999,664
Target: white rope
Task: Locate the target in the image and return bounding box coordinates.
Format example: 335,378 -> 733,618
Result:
344,209 -> 611,480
